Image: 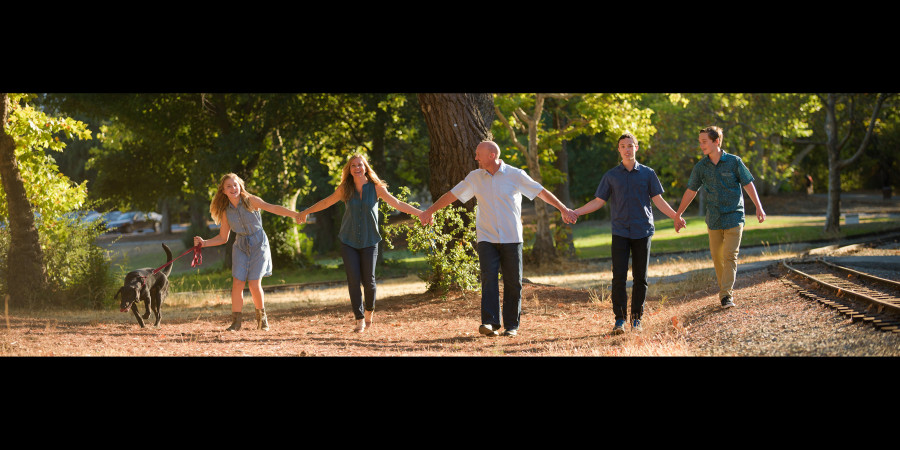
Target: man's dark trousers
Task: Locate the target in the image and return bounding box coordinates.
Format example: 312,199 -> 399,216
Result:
477,241 -> 523,331
610,235 -> 651,322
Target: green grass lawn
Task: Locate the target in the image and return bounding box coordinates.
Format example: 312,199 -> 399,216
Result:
167,247 -> 428,293
162,214 -> 899,292
571,215 -> 900,259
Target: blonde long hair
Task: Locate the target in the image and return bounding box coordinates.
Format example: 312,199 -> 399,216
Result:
210,173 -> 255,225
338,154 -> 387,202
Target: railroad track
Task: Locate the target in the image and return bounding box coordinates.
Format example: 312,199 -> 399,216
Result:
769,258 -> 900,333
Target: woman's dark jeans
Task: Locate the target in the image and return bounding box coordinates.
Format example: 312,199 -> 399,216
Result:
610,235 -> 651,322
340,242 -> 378,320
476,241 -> 523,331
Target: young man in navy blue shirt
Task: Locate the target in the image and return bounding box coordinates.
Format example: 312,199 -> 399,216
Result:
574,132 -> 685,335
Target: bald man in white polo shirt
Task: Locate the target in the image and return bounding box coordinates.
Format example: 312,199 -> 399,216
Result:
420,140 -> 576,337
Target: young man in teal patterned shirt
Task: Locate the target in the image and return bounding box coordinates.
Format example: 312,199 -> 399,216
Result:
675,126 -> 766,309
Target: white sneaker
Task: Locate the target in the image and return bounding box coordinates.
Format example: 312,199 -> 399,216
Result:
479,324 -> 499,337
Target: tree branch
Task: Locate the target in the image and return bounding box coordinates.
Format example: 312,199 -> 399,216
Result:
837,95 -> 855,151
494,105 -> 527,154
514,107 -> 532,127
838,93 -> 887,169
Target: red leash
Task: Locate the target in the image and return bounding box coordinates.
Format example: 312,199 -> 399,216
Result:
138,244 -> 202,287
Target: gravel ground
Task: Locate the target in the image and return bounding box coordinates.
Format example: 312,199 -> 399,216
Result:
682,267 -> 900,356
3,192 -> 898,358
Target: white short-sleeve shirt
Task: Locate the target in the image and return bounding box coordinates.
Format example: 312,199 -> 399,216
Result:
450,160 -> 545,244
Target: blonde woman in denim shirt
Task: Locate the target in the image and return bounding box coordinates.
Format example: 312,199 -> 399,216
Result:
298,154 -> 422,333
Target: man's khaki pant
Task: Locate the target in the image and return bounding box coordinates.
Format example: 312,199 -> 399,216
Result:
707,225 -> 743,300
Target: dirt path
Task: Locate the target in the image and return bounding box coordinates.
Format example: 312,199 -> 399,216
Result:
3,190 -> 898,357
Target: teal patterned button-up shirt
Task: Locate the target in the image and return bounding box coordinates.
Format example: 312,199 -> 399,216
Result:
687,150 -> 755,230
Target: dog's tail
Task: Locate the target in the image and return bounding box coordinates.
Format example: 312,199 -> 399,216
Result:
162,243 -> 174,277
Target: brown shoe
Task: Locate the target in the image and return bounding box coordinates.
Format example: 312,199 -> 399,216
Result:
225,312 -> 242,331
256,308 -> 269,331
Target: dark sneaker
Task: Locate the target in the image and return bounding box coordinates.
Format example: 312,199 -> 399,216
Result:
611,320 -> 626,335
479,324 -> 499,337
632,319 -> 642,332
502,329 -> 518,337
721,296 -> 735,309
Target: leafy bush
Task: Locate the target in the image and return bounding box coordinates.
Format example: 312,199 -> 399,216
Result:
266,214 -> 315,269
383,187 -> 479,293
0,212 -> 119,309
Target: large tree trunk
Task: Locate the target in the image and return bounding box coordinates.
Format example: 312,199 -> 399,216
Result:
822,93 -> 886,234
417,93 -> 494,209
824,95 -> 842,234
0,93 -> 50,308
520,95 -> 556,265
158,196 -> 173,234
551,109 -> 574,258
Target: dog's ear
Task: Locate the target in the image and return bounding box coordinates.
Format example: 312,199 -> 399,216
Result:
114,286 -> 123,301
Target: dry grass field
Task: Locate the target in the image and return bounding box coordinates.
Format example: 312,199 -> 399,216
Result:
3,191 -> 899,359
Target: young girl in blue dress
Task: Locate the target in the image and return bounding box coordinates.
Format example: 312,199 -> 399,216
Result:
194,173 -> 301,331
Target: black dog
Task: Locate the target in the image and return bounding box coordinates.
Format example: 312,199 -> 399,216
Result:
114,243 -> 173,328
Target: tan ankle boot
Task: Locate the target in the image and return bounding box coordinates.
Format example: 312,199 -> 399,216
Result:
225,312 -> 242,331
256,308 -> 269,331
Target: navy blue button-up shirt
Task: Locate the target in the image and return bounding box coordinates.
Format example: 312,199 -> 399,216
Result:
595,161 -> 665,239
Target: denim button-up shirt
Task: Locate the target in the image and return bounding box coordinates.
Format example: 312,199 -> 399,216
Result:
339,182 -> 381,249
687,150 -> 755,230
595,161 -> 665,239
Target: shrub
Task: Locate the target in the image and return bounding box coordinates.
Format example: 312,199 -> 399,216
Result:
0,212 -> 119,309
265,214 -> 315,269
383,187 -> 479,293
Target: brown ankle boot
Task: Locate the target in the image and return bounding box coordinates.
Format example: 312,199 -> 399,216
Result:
225,312 -> 242,331
256,308 -> 269,331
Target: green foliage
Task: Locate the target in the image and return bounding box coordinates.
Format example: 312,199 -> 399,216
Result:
639,93 -> 820,196
0,94 -> 117,309
0,211 -> 118,309
264,213 -> 315,268
383,187 -> 479,293
565,131 -> 619,212
1,94 -> 92,221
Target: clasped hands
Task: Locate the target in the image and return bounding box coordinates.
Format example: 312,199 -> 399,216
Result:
561,208 -> 578,224
673,214 -> 687,233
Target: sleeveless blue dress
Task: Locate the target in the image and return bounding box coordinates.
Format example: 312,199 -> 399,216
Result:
225,201 -> 273,281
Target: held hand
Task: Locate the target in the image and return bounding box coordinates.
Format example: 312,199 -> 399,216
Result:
419,210 -> 434,226
673,215 -> 686,233
193,236 -> 204,247
296,211 -> 307,224
562,208 -> 578,224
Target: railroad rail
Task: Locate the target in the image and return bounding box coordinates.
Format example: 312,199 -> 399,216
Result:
770,258 -> 900,333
